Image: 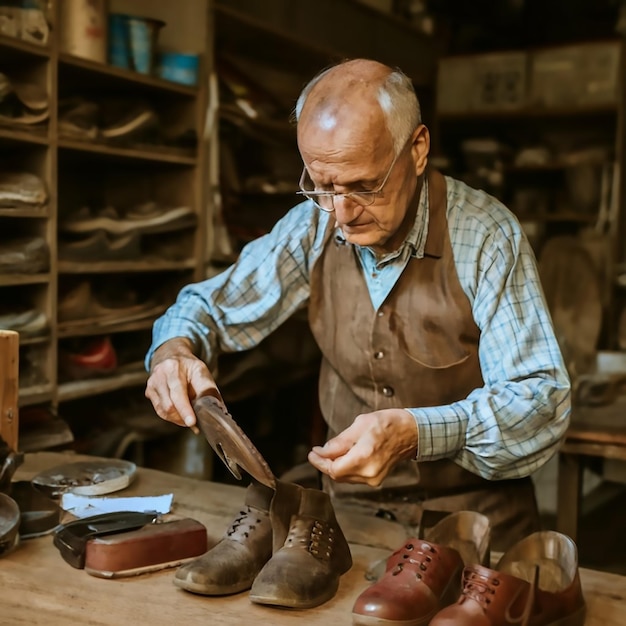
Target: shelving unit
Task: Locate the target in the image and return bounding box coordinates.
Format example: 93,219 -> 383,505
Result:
0,1 -> 211,450
210,0 -> 437,262
433,39 -> 626,358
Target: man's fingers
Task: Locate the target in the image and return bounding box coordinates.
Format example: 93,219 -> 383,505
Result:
311,435 -> 355,460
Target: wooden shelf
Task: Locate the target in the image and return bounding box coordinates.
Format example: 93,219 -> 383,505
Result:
0,207 -> 49,218
58,138 -> 197,165
58,259 -> 196,274
0,273 -> 51,287
19,334 -> 50,346
0,126 -> 49,146
58,53 -> 198,98
0,34 -> 50,60
58,317 -> 163,339
516,212 -> 598,224
57,369 -> 148,403
19,384 -> 53,407
437,104 -> 618,122
215,5 -> 342,79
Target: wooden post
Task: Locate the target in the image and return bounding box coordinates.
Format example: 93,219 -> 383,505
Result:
0,330 -> 19,451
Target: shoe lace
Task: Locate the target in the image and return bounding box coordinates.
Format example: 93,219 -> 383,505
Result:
285,518 -> 335,561
461,565 -> 539,626
390,541 -> 437,580
226,506 -> 264,540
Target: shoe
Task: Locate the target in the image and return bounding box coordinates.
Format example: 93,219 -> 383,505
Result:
0,308 -> 47,337
58,98 -> 100,140
249,480 -> 353,609
352,511 -> 490,626
0,72 -> 49,126
430,530 -> 586,626
57,281 -> 165,328
58,231 -> 141,262
0,171 -> 47,208
59,336 -> 118,380
100,101 -> 159,141
60,203 -> 195,236
173,481 -> 274,595
0,237 -> 49,273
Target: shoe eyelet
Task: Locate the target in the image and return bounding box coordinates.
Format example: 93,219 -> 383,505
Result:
406,543 -> 414,550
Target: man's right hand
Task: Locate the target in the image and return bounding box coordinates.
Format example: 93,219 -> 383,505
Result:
145,338 -> 221,428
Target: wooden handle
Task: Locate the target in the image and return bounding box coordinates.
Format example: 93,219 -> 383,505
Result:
0,330 -> 19,451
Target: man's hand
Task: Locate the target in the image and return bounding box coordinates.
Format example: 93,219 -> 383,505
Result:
307,408 -> 418,487
145,338 -> 221,428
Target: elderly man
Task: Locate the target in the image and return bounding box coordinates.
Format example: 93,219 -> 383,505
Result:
145,58 -> 570,589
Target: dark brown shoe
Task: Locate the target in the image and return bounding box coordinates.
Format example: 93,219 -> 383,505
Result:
249,481 -> 353,609
430,530 -> 586,626
173,481 -> 273,595
352,511 -> 490,626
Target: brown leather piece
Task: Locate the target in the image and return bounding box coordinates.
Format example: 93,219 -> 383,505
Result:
84,517 -> 209,578
430,530 -> 586,626
192,395 -> 275,488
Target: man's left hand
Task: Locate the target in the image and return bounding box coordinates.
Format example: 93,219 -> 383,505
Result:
307,408 -> 418,487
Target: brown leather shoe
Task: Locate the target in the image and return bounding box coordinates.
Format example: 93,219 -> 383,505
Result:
430,530 -> 586,626
173,481 -> 273,595
352,511 -> 490,626
249,481 -> 353,609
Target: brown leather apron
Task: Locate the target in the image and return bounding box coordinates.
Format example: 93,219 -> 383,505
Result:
308,169 -> 539,551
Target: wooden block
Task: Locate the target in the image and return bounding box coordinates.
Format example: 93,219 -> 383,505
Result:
0,330 -> 19,451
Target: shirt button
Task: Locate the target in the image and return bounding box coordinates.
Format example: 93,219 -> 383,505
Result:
377,310 -> 384,317
374,351 -> 384,359
382,385 -> 394,397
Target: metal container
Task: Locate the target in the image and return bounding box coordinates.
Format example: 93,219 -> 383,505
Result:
60,0 -> 108,63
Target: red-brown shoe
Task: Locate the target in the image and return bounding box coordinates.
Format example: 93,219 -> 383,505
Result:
352,511 -> 490,626
430,530 -> 586,626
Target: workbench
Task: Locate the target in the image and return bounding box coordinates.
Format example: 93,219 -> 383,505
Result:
2,452 -> 625,625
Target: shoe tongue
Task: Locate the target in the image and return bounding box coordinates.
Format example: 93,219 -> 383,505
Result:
244,482 -> 274,510
297,488 -> 331,519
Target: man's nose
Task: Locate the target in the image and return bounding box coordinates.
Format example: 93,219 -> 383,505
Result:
333,194 -> 364,220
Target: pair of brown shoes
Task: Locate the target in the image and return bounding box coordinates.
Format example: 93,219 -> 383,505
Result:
174,396 -> 352,609
174,480 -> 353,609
352,512 -> 586,626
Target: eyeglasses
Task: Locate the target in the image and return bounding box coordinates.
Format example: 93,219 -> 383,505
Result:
296,146 -> 405,213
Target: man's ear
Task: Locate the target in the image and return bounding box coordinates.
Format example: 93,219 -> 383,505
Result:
410,124 -> 430,176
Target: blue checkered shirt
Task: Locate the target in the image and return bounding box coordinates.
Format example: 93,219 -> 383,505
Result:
147,175 -> 571,481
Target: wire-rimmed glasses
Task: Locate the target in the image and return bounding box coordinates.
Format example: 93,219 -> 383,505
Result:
296,147 -> 404,213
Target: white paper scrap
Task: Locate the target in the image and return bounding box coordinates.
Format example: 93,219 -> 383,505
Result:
61,493 -> 173,518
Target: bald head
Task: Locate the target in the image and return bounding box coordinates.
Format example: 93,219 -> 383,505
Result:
295,59 -> 421,156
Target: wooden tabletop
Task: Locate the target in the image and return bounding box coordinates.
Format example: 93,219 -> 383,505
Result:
1,452 -> 625,626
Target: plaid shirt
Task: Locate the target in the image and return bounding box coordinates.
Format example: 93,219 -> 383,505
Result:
148,175 -> 571,481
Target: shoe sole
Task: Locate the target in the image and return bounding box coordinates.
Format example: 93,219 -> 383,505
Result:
100,110 -> 156,138
249,580 -> 339,610
172,575 -> 254,596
